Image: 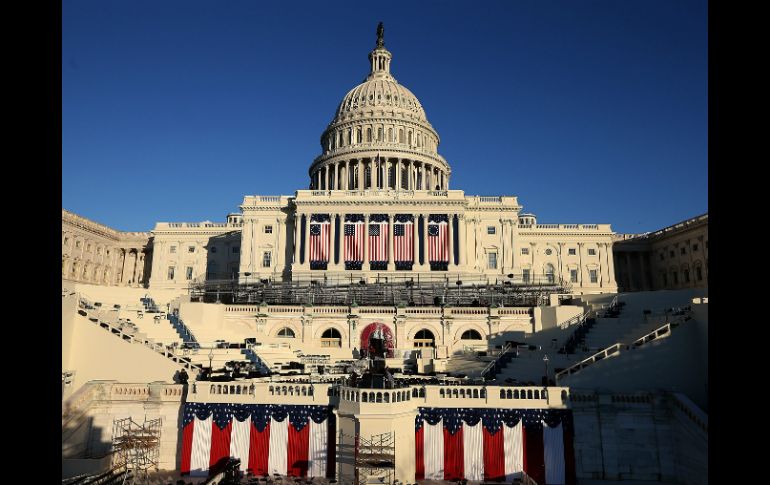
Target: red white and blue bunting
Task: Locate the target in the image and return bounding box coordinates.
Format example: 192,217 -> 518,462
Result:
180,403 -> 335,478
415,407 -> 575,484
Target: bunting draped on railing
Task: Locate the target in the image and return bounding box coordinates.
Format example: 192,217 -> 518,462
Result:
415,408 -> 575,484
181,403 -> 335,479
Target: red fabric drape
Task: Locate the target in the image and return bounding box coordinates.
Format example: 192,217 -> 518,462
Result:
443,427 -> 464,480
288,423 -> 310,477
483,427 -> 505,481
209,422 -> 233,474
563,422 -> 577,485
180,421 -> 194,474
524,425 -> 545,485
248,422 -> 270,476
415,426 -> 425,480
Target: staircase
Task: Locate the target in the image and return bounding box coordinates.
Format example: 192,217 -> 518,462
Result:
75,295 -> 201,374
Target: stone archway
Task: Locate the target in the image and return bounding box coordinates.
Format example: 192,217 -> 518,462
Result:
360,322 -> 394,358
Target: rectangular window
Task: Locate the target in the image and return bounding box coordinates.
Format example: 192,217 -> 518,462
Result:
167,266 -> 175,280
521,248 -> 530,255
568,248 -> 576,256
170,246 -> 177,254
589,269 -> 598,283
669,250 -> 675,258
570,269 -> 578,283
75,240 -> 81,248
487,226 -> 496,235
681,247 -> 686,255
588,248 -> 596,256
186,267 -> 193,280
522,269 -> 531,283
188,246 -> 195,253
488,252 -> 497,269
232,246 -> 240,254
263,252 -> 272,268
659,252 -> 665,261
264,225 -> 273,234
692,243 -> 699,251
696,266 -> 703,280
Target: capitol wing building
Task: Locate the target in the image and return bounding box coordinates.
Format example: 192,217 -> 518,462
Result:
148,31 -> 617,294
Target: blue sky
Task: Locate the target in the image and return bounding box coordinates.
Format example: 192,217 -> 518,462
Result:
62,0 -> 707,234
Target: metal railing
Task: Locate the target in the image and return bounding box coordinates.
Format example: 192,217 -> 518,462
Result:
480,342 -> 513,379
556,309 -> 693,380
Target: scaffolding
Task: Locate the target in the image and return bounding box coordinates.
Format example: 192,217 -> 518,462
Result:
355,431 -> 395,485
111,417 -> 162,485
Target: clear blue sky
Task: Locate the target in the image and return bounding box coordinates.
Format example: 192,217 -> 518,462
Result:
63,0 -> 707,234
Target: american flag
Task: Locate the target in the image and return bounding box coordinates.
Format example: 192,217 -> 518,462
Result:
394,217 -> 414,263
344,218 -> 365,263
368,215 -> 389,263
309,222 -> 329,263
428,222 -> 449,263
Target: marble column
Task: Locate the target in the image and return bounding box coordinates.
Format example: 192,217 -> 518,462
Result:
423,215 -> 430,268
302,215 -> 310,269
447,215 -> 454,266
395,159 -> 401,190
363,213 -> 370,268
413,214 -> 420,268
275,217 -> 283,271
625,252 -> 633,291
329,214 -> 338,269
458,215 -> 467,266
606,243 -> 617,287
293,214 -> 301,265
387,214 -> 395,271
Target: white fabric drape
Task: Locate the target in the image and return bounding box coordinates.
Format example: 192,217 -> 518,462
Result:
462,422 -> 484,481
423,419 -> 445,480
308,418 -> 328,477
504,420 -> 524,481
543,421 -> 566,485
229,416 -> 252,474
268,417 -> 289,475
189,415 -> 212,477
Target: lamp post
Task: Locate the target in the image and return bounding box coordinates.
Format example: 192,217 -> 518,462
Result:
208,349 -> 214,371
543,354 -> 549,385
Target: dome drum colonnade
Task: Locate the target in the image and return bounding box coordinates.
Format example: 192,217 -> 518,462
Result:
309,27 -> 449,192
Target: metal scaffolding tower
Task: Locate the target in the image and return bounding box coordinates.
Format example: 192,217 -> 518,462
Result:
111,417 -> 162,485
354,431 -> 395,485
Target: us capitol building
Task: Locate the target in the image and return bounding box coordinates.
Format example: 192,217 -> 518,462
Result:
145,25 -> 618,295
61,25 -> 706,485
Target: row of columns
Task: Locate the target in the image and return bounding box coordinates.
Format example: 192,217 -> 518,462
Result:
61,247 -> 143,286
310,158 -> 447,191
292,213 -> 466,271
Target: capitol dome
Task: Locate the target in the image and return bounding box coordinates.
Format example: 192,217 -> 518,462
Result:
309,24 -> 451,192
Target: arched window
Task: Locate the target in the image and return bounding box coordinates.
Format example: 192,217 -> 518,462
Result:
413,329 -> 435,348
500,389 -> 506,399
461,329 -> 482,340
545,263 -> 555,284
388,127 -> 393,142
399,129 -> 404,143
277,327 -> 295,338
321,328 -> 342,348
408,131 -> 412,146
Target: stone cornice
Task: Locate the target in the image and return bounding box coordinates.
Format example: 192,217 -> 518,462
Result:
62,209 -> 150,244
